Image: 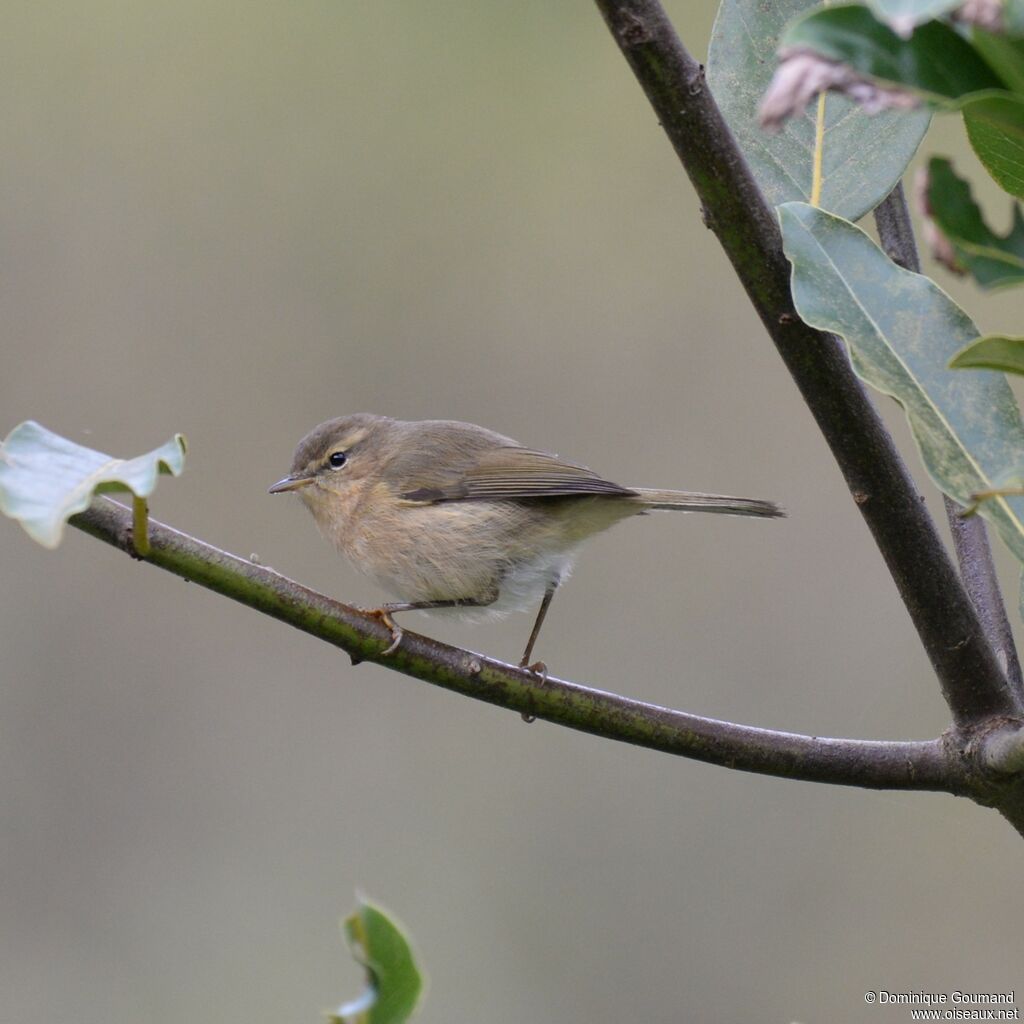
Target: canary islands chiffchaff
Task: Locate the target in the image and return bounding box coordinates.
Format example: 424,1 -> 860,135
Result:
270,414 -> 784,667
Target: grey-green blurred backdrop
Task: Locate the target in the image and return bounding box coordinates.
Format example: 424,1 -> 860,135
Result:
2,3 -> 1022,1022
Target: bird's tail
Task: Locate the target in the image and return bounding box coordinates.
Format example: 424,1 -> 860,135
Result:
629,488 -> 785,518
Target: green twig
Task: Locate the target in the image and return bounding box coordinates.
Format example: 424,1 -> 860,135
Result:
69,497 -> 965,794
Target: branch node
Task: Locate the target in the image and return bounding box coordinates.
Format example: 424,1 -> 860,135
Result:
614,9 -> 652,46
980,720 -> 1024,776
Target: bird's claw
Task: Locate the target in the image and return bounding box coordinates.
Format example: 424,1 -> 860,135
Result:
361,607 -> 404,656
518,661 -> 548,723
523,660 -> 548,684
381,621 -> 404,656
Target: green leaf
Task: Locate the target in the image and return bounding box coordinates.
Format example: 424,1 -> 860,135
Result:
864,0 -> 962,37
969,29 -> 1024,95
0,421 -> 186,549
964,93 -> 1024,200
950,335 -> 1024,374
779,201 -> 1024,566
781,5 -> 1008,102
925,156 -> 1024,288
773,7 -> 1024,200
329,898 -> 424,1024
708,0 -> 929,221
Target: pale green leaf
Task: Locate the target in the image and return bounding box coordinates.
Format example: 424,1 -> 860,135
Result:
864,0 -> 961,36
708,0 -> 930,221
329,898 -> 423,1024
0,421 -> 186,549
1006,0 -> 1024,35
779,202 -> 1024,565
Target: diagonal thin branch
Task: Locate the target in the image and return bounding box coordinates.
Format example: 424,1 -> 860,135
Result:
874,184 -> 1024,703
592,0 -> 1016,726
69,497 -> 961,794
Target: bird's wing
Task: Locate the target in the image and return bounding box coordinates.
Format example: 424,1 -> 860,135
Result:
399,446 -> 636,502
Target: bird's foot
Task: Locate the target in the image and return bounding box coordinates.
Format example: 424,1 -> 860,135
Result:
523,660 -> 548,683
360,606 -> 404,656
518,660 -> 548,722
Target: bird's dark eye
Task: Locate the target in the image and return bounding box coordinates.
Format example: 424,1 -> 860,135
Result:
328,451 -> 347,469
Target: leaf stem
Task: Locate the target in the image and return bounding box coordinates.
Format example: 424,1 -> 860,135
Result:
131,495 -> 150,556
810,92 -> 826,206
963,487 -> 1024,517
69,497 -> 963,794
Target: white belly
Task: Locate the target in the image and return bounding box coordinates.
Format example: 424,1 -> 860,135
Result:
411,549 -> 577,623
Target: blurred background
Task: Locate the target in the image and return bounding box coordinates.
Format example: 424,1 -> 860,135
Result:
2,2 -> 1021,1022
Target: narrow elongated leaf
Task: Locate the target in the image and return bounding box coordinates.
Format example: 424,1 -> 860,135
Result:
924,156 -> 1024,288
708,0 -> 929,221
781,5 -> 1007,101
0,421 -> 186,549
963,94 -> 1024,200
779,202 -> 1024,565
950,335 -> 1024,374
330,898 -> 423,1024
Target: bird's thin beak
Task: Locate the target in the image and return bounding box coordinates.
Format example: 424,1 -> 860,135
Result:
268,474 -> 313,494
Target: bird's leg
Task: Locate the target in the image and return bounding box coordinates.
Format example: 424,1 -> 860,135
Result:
519,581 -> 558,675
363,593 -> 497,656
518,583 -> 558,724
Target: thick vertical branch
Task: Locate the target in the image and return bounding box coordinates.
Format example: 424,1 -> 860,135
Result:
592,0 -> 1016,724
874,185 -> 1024,703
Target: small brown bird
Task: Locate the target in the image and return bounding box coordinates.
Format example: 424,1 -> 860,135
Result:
270,414 -> 783,667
